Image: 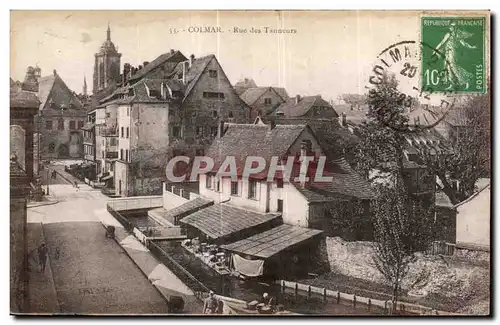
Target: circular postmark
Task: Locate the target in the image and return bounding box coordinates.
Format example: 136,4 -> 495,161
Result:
366,40 -> 459,133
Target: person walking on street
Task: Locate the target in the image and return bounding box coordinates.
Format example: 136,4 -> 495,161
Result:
203,291 -> 218,314
37,243 -> 48,273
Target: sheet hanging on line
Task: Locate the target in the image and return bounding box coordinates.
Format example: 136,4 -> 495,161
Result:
232,254 -> 264,277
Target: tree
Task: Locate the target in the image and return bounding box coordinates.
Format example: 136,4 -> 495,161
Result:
371,184 -> 418,314
417,93 -> 490,204
355,72 -> 435,312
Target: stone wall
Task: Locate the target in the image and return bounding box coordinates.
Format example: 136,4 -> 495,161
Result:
10,198 -> 28,313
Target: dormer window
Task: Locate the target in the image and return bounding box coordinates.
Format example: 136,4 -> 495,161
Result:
128,88 -> 134,97
209,70 -> 217,78
264,98 -> 272,105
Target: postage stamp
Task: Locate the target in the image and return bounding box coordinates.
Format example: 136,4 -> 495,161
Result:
421,16 -> 486,93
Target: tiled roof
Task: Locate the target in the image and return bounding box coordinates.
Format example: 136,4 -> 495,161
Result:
221,224 -> 323,259
206,123 -> 308,177
37,75 -> 56,110
149,197 -> 214,225
273,87 -> 289,100
129,50 -> 187,82
293,158 -> 375,200
274,95 -> 334,117
239,87 -> 269,106
183,55 -> 214,99
179,204 -> 281,240
37,74 -> 84,111
239,87 -> 289,106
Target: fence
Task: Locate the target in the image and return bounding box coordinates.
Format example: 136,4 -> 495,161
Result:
106,196 -> 163,212
148,240 -> 210,296
277,280 -> 462,316
426,241 -> 455,256
164,182 -> 196,200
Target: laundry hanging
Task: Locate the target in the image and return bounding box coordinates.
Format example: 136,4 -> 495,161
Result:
232,254 -> 264,277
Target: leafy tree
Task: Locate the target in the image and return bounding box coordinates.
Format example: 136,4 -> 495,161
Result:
417,93 -> 490,204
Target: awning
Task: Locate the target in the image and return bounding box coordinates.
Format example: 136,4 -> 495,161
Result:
82,122 -> 95,131
221,224 -> 323,259
101,175 -> 113,181
179,204 -> 281,241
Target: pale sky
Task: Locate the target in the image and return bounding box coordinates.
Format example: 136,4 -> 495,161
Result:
10,11 -> 439,101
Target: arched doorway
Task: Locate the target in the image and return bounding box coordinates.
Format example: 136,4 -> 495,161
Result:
57,144 -> 69,157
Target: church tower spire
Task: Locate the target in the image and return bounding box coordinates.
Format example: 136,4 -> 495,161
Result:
83,74 -> 88,96
107,23 -> 111,41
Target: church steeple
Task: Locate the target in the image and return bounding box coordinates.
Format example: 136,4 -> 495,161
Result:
93,24 -> 122,95
83,74 -> 87,96
107,23 -> 111,41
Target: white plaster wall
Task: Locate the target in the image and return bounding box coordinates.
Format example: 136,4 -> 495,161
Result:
456,187 -> 490,250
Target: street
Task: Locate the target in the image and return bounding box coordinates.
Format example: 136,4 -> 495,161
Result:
27,166 -> 169,314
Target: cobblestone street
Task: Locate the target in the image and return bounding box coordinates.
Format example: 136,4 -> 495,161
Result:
27,171 -> 169,314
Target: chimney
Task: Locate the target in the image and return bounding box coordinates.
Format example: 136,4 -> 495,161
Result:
182,61 -> 189,85
143,61 -> 149,67
170,49 -> 175,55
217,120 -> 225,138
339,112 -> 347,126
295,95 -> 301,104
138,65 -> 143,70
53,69 -> 57,76
122,63 -> 131,85
189,54 -> 195,67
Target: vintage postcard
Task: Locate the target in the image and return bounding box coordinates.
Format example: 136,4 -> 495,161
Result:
10,10 -> 490,316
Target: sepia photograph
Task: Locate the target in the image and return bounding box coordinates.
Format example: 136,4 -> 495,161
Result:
9,9 -> 491,316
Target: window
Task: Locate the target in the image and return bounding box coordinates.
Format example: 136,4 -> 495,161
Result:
173,126 -> 180,137
203,92 -> 225,99
264,98 -> 272,105
277,178 -> 284,188
102,151 -> 105,159
78,121 -> 84,129
215,178 -> 221,192
210,126 -> 218,137
177,73 -> 183,80
120,149 -> 124,160
69,121 -> 76,130
231,181 -> 239,196
58,118 -> 64,130
121,127 -> 124,138
45,120 -> 53,130
248,180 -> 257,199
48,143 -> 55,153
106,112 -> 111,118
126,149 -> 129,162
206,175 -> 212,189
196,126 -> 204,136
110,137 -> 117,146
228,111 -> 234,118
102,139 -> 105,145
209,70 -> 218,78
212,110 -> 218,118
126,127 -> 129,138
127,107 -> 130,116
110,163 -> 114,172
277,199 -> 284,212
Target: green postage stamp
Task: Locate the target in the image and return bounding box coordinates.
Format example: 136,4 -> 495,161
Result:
421,16 -> 486,93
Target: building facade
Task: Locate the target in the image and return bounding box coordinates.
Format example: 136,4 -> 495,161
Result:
99,49 -> 251,196
239,87 -> 289,119
10,84 -> 40,313
34,70 -> 86,161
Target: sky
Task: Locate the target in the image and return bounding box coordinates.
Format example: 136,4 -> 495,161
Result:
9,10 -> 482,102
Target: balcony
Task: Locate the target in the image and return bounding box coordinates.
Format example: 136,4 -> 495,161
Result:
99,125 -> 118,137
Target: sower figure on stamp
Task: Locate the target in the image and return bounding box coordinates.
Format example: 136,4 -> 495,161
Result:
37,243 -> 48,273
